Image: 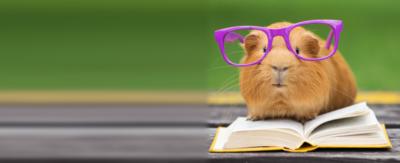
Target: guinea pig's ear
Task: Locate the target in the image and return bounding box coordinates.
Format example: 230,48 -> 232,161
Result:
243,34 -> 261,54
301,35 -> 320,57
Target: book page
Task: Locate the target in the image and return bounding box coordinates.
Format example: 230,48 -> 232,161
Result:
304,102 -> 370,137
312,131 -> 388,147
228,117 -> 304,136
307,108 -> 380,140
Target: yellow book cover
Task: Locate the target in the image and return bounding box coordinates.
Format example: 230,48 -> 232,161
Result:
209,124 -> 392,153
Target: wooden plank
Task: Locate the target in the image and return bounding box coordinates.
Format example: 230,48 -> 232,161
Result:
0,127 -> 209,163
208,105 -> 400,128
0,104 -> 397,128
208,129 -> 400,163
0,104 -> 210,126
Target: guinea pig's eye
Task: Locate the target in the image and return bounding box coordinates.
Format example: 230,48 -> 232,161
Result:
263,47 -> 267,53
295,47 -> 300,54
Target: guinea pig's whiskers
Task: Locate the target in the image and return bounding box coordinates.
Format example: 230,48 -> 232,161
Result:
216,80 -> 237,94
218,78 -> 238,92
215,73 -> 240,95
218,83 -> 240,95
215,82 -> 240,96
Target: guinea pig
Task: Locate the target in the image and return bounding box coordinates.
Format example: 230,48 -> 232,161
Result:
240,22 -> 357,122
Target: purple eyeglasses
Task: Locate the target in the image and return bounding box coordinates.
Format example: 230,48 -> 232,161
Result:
214,19 -> 343,67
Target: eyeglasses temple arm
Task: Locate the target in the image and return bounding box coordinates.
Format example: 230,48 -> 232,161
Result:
325,30 -> 334,49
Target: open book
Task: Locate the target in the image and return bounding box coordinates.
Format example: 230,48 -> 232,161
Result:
210,102 -> 392,152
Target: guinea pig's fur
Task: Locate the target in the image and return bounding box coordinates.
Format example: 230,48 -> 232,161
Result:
240,22 -> 357,122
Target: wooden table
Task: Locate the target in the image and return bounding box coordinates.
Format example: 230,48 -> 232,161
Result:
0,104 -> 398,162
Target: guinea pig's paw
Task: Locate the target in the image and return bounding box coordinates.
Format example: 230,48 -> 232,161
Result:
296,113 -> 318,123
296,118 -> 308,124
246,115 -> 263,121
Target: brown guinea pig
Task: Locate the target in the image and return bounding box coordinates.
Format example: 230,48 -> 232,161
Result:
240,22 -> 357,122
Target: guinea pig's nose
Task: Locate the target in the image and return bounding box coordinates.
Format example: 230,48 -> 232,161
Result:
271,65 -> 289,73
271,65 -> 289,86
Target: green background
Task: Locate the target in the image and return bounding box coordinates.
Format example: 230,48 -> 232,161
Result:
0,0 -> 399,91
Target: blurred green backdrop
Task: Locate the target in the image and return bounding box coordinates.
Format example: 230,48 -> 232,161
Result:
0,0 -> 399,91
0,1 -> 207,90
